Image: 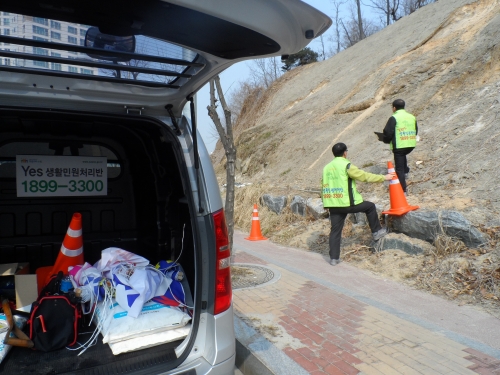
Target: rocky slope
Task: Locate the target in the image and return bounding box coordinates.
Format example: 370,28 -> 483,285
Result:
212,0 -> 500,228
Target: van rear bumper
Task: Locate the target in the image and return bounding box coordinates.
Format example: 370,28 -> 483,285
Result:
163,353 -> 235,375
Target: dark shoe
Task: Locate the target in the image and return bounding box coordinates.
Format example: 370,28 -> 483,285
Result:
372,227 -> 388,241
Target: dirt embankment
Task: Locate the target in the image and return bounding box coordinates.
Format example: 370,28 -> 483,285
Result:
214,0 -> 500,315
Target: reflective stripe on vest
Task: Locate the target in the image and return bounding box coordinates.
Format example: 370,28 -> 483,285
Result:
322,157 -> 363,207
392,110 -> 417,150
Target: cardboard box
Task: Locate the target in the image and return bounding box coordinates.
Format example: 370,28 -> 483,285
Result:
0,263 -> 30,277
0,263 -> 38,308
15,275 -> 38,308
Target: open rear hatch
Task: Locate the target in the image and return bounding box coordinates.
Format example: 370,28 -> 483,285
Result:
0,0 -> 331,116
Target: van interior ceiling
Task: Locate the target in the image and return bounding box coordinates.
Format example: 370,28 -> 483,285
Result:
0,108 -> 196,373
1,0 -> 281,61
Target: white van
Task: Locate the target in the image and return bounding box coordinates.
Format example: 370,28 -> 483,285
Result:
0,1 -> 330,374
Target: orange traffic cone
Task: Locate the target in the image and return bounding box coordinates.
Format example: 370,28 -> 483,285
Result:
36,213 -> 84,292
382,162 -> 419,216
245,204 -> 267,241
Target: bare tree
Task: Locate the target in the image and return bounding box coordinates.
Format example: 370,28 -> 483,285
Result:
99,58 -> 150,80
248,57 -> 282,88
340,19 -> 355,47
340,5 -> 381,48
207,76 -> 237,259
355,0 -> 365,40
363,0 -> 401,25
99,39 -> 151,79
402,0 -> 435,15
227,81 -> 263,124
330,0 -> 347,55
319,34 -> 327,60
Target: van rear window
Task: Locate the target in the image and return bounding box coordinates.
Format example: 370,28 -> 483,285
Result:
0,11 -> 201,89
0,141 -> 121,179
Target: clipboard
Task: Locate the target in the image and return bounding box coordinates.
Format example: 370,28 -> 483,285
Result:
374,132 -> 384,142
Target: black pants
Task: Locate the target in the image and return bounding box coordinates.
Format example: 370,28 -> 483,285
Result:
328,202 -> 381,260
393,147 -> 414,192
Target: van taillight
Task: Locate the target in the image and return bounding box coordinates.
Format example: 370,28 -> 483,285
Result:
213,209 -> 232,315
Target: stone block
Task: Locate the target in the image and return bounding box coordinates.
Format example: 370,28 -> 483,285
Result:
375,233 -> 435,255
306,198 -> 328,219
261,194 -> 287,215
290,196 -> 307,216
389,210 -> 488,248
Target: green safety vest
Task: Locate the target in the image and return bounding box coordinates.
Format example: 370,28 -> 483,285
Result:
391,109 -> 417,150
322,157 -> 363,207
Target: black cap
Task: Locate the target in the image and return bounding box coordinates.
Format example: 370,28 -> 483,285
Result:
332,142 -> 348,157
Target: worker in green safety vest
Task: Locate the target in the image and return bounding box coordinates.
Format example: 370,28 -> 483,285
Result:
322,143 -> 394,266
383,99 -> 418,195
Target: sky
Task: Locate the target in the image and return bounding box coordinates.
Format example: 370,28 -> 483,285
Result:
195,0 -> 335,154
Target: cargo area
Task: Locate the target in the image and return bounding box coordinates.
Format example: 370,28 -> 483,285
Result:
0,107 -> 197,374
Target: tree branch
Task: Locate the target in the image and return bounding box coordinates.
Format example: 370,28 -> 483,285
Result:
207,80 -> 230,151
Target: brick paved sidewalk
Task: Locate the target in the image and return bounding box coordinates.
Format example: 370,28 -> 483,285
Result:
233,231 -> 500,375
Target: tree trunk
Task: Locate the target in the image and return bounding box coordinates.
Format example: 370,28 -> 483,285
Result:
207,76 -> 237,261
356,0 -> 365,40
386,0 -> 390,25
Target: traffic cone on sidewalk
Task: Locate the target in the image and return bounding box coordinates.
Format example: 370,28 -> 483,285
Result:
36,213 -> 84,291
245,204 -> 267,241
382,162 -> 419,216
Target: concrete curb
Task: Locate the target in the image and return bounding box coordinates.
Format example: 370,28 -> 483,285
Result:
234,315 -> 308,375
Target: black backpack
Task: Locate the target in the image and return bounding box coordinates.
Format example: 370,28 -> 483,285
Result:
28,272 -> 82,352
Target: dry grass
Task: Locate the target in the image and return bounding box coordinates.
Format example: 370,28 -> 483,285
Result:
260,324 -> 280,337
233,183 -> 311,238
340,232 -> 500,315
231,266 -> 254,277
231,265 -> 256,286
430,233 -> 467,258
416,243 -> 500,315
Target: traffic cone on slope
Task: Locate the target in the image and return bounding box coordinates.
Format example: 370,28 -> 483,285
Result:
245,204 -> 267,241
36,213 -> 84,291
382,162 -> 419,216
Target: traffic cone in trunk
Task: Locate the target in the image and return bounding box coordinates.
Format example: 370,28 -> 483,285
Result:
382,162 -> 419,216
36,213 -> 84,292
245,204 -> 267,241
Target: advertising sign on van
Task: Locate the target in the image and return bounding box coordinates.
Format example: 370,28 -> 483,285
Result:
16,155 -> 107,197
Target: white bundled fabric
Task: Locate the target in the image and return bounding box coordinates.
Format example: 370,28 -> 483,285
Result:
112,264 -> 171,318
108,324 -> 191,355
93,248 -> 172,318
95,299 -> 191,345
67,248 -> 193,355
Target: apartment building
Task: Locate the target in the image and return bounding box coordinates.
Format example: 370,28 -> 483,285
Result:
0,11 -> 96,75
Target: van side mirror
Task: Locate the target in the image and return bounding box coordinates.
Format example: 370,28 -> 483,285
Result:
85,27 -> 136,62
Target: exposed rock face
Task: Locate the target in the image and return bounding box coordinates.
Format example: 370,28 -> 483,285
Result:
213,0 -> 500,232
347,204 -> 386,227
366,165 -> 388,175
389,210 -> 489,248
306,198 -> 328,219
290,196 -> 307,216
348,212 -> 367,226
261,194 -> 287,215
375,232 -> 435,255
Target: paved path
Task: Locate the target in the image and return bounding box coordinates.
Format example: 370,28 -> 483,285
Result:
232,230 -> 500,375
